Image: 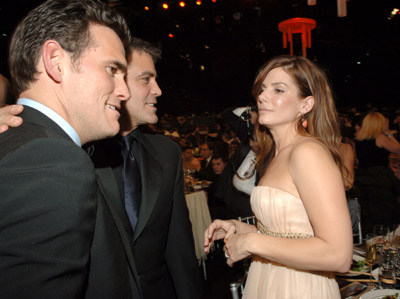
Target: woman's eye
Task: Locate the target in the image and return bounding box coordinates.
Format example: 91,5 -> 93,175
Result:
274,88 -> 284,93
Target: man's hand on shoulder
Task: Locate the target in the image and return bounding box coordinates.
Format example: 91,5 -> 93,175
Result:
0,104 -> 24,133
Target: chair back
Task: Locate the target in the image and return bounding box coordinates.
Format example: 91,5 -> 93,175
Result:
229,215 -> 256,299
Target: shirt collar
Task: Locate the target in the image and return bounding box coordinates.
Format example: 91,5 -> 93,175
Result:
17,98 -> 82,147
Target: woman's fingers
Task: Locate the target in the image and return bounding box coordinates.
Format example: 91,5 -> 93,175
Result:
204,219 -> 237,254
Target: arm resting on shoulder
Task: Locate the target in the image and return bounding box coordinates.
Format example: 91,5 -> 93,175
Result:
0,104 -> 23,133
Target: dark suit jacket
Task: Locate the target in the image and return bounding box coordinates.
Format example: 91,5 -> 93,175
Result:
91,128 -> 202,299
0,107 -> 140,299
197,156 -> 216,182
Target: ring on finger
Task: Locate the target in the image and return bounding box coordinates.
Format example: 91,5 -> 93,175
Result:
225,251 -> 230,259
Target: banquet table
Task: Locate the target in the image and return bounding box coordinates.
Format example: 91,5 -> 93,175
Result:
336,245 -> 400,298
185,190 -> 212,263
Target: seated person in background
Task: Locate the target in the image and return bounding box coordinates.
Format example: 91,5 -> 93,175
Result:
197,140 -> 217,182
182,146 -> 201,173
212,154 -> 227,176
206,153 -> 228,220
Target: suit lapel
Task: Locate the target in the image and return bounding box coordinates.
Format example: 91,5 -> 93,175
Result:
95,166 -> 133,236
132,130 -> 162,241
95,169 -> 142,296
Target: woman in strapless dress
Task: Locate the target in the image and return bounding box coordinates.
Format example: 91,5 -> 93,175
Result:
204,55 -> 353,299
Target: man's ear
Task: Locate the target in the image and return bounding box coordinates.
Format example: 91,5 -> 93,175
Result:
302,96 -> 314,114
42,40 -> 64,83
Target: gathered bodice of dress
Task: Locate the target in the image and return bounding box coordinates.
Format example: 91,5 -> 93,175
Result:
250,185 -> 314,236
243,185 -> 340,299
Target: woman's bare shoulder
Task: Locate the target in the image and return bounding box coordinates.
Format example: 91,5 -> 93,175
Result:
289,137 -> 333,165
293,136 -> 328,152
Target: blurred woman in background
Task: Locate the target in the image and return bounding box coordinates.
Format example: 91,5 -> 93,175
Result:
354,111 -> 400,234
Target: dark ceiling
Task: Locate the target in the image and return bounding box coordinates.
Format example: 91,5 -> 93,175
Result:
1,0 -> 399,114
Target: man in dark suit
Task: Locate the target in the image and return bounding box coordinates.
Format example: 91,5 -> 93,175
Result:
0,1 -> 141,298
198,141 -> 217,182
90,38 -> 202,299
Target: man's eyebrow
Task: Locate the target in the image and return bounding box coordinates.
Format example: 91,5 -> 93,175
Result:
108,60 -> 128,73
137,70 -> 156,78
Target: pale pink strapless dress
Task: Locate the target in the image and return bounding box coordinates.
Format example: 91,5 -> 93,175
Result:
242,186 -> 340,299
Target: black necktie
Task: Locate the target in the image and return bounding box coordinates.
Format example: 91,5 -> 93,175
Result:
121,134 -> 142,230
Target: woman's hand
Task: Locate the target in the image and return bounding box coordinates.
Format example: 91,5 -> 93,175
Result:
204,219 -> 236,254
224,232 -> 254,267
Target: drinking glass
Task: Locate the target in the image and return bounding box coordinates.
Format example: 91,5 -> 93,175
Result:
378,248 -> 397,289
365,233 -> 377,287
391,224 -> 400,249
373,224 -> 390,261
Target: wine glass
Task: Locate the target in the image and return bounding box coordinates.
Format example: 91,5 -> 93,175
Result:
391,224 -> 400,249
373,224 -> 390,260
365,233 -> 377,287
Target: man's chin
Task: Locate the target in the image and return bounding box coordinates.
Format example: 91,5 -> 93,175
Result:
148,115 -> 159,125
105,123 -> 120,138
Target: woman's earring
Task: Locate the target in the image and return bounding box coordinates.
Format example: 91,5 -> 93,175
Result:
301,112 -> 308,128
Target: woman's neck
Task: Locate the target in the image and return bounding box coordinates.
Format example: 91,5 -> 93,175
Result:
269,124 -> 300,154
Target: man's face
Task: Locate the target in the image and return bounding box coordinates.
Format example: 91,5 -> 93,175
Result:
200,144 -> 213,159
212,158 -> 226,175
121,51 -> 162,132
63,24 -> 129,144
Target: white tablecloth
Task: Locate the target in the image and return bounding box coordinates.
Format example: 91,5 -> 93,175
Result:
185,190 -> 212,261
